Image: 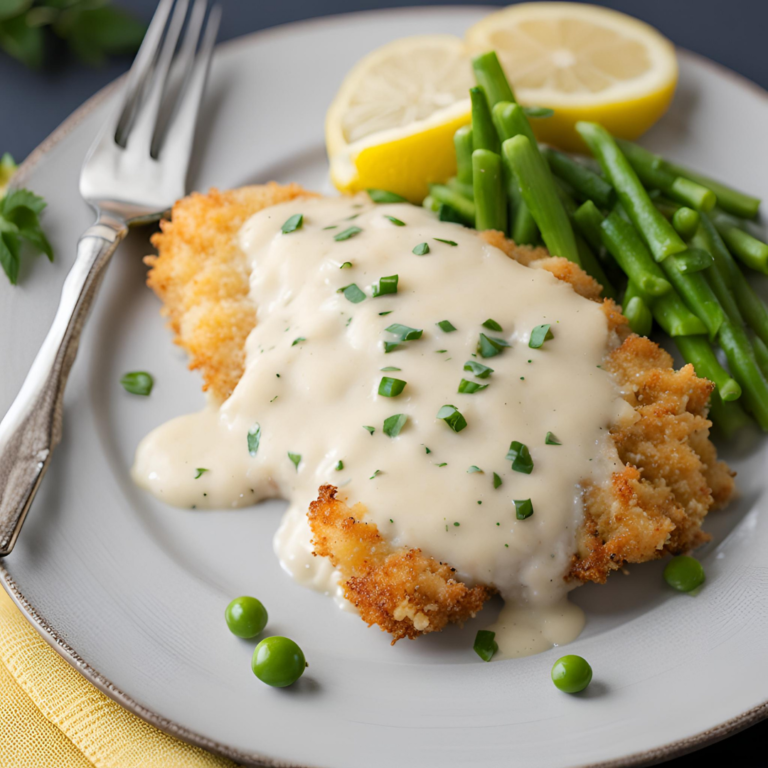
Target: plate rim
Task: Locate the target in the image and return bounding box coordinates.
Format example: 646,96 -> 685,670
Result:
2,8 -> 768,766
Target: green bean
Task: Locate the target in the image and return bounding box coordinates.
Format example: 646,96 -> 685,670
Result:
671,207 -> 701,241
502,135 -> 580,264
511,201 -> 538,245
691,213 -> 732,287
492,101 -> 534,144
717,317 -> 768,430
447,176 -> 475,201
576,122 -> 687,262
472,51 -> 516,107
668,248 -> 713,273
429,184 -> 475,225
674,335 -> 741,401
473,149 -> 507,232
573,200 -> 605,252
708,390 -> 753,438
599,210 -> 671,296
660,252 -> 724,340
470,86 -> 499,154
542,148 -> 615,209
753,336 -> 768,380
625,274 -> 707,338
663,161 -> 761,219
454,125 -> 474,186
711,212 -> 768,274
624,295 -> 653,337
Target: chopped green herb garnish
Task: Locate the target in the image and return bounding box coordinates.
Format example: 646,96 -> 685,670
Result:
281,213 -> 303,234
247,423 -> 261,456
288,452 -> 301,471
323,225 -> 338,230
473,630 -> 498,662
335,460 -> 344,471
463,360 -> 494,379
437,404 -> 467,433
367,189 -> 406,203
477,333 -> 510,358
425,446 -> 432,454
385,323 -> 423,341
383,413 -> 408,437
436,349 -> 447,354
372,274 -> 398,297
120,371 -> 153,396
493,472 -> 502,489
270,395 -> 278,403
380,366 -> 401,372
545,432 -> 562,445
453,521 -> 460,526
529,323 -> 554,349
458,379 -> 488,394
379,310 -> 393,316
514,499 -> 534,520
363,426 -> 375,435
339,261 -> 353,269
413,242 -> 430,256
338,283 -> 366,303
482,319 -> 503,332
507,441 -> 534,474
384,215 -> 405,226
436,462 -> 448,468
378,377 -> 407,397
383,341 -> 401,354
292,337 -> 306,346
194,468 -> 209,479
467,466 -> 483,474
370,469 -> 382,479
434,238 -> 458,246
334,226 -> 362,241
436,320 -> 457,333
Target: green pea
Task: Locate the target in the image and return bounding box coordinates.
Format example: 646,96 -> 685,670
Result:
224,596 -> 268,639
252,636 -> 306,688
551,655 -> 592,694
664,555 -> 705,593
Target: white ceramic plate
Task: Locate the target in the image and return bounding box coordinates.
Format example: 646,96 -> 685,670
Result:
2,8 -> 768,767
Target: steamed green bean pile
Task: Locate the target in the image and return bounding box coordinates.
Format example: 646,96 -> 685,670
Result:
426,51 -> 767,437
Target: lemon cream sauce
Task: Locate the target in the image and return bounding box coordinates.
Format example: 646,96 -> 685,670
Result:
133,196 -> 632,657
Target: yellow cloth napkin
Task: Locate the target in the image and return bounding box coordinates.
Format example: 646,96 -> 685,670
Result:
0,588 -> 240,768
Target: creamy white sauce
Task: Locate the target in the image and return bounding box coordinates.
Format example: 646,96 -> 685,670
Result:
133,196 -> 632,657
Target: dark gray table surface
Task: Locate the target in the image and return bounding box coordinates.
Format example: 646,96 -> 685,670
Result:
1,1 -> 766,765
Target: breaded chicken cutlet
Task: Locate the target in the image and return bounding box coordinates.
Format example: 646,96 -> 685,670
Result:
147,184 -> 734,644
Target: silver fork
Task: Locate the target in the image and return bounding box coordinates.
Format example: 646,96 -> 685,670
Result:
0,0 -> 221,556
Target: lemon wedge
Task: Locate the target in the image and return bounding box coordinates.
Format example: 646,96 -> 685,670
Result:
466,2 -> 678,151
326,35 -> 473,202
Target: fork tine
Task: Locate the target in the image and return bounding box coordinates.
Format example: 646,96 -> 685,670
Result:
114,0 -> 176,145
124,0 -> 190,155
157,3 -> 221,178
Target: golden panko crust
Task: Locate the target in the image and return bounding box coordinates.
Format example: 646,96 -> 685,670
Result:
145,186 -> 734,642
308,485 -> 492,644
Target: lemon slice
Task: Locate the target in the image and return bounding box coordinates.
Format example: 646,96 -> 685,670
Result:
326,35 -> 473,202
466,3 -> 678,151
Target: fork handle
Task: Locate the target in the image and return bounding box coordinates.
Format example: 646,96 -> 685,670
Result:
0,214 -> 128,556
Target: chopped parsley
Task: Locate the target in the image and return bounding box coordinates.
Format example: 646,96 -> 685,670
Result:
529,323 -> 554,349
120,371 -> 153,396
413,242 -> 430,256
194,468 -> 209,479
473,630 -> 498,662
384,215 -> 405,226
363,426 -> 375,435
372,274 -> 398,297
493,472 -> 502,489
385,323 -> 423,341
424,446 -> 432,454
458,378 -> 488,394
467,466 -> 483,474
338,283 -> 366,303
288,452 -> 301,471
433,238 -> 458,246
463,360 -> 494,379
482,319 -> 503,331
477,333 -> 510,358
367,189 -> 406,203
247,423 -> 261,456
291,337 -> 306,346
380,366 -> 401,372
378,377 -> 407,397
370,469 -> 382,479
334,226 -> 362,241
545,431 -> 562,445
437,404 -> 467,433
383,413 -> 408,437
335,460 -> 344,471
339,261 -> 353,269
280,213 -> 303,234
436,320 -> 457,333
507,441 -> 534,474
379,310 -> 393,316
514,498 -> 534,520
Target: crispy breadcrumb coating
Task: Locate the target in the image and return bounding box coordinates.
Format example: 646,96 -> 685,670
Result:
308,485 -> 492,643
146,188 -> 734,643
